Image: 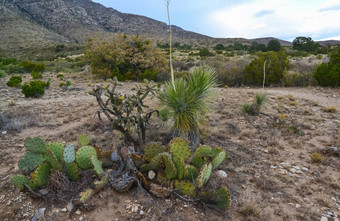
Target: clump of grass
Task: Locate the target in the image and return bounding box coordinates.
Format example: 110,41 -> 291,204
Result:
310,152 -> 323,163
242,92 -> 267,115
323,106 -> 336,113
238,190 -> 263,217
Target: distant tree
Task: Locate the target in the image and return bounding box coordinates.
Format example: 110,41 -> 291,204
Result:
245,51 -> 289,85
214,44 -> 225,50
249,42 -> 267,52
314,48 -> 340,87
293,36 -> 319,52
267,39 -> 281,52
233,42 -> 244,51
199,48 -> 213,57
174,42 -> 181,48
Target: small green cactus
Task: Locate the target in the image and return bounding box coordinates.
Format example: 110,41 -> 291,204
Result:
190,155 -> 206,170
174,180 -> 196,197
215,186 -> 231,210
11,175 -> 28,190
63,143 -> 75,163
212,151 -> 227,170
139,154 -> 163,173
168,138 -> 191,161
48,142 -> 64,162
173,157 -> 185,180
144,143 -> 167,162
195,163 -> 212,189
18,152 -> 45,172
45,148 -> 62,170
78,134 -> 90,147
90,154 -> 104,175
64,162 -> 79,181
76,146 -> 97,170
193,145 -> 212,157
31,163 -> 51,188
162,153 -> 177,179
184,164 -> 198,181
24,137 -> 46,154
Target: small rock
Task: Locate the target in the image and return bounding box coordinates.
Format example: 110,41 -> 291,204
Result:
296,204 -> 301,208
2,131 -> 7,135
302,167 -> 309,171
140,210 -> 144,215
270,166 -> 277,169
296,170 -> 303,174
320,217 -> 328,221
148,170 -> 156,180
293,166 -> 301,170
67,202 -> 74,212
38,189 -> 49,195
0,195 -> 5,201
264,150 -> 268,153
290,168 -> 297,173
131,205 -> 138,213
279,169 -> 288,175
216,170 -> 228,178
61,208 -> 67,212
183,204 -> 188,208
75,210 -> 81,215
79,217 -> 83,221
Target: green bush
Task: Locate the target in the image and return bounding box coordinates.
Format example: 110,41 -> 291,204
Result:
31,71 -> 43,79
3,64 -> 25,74
56,74 -> 64,79
245,51 -> 289,86
65,80 -> 72,87
7,76 -> 22,87
140,69 -> 158,81
0,69 -> 6,78
22,80 -> 50,98
242,92 -> 267,115
314,48 -> 340,87
199,48 -> 213,57
281,72 -> 316,87
19,60 -> 45,73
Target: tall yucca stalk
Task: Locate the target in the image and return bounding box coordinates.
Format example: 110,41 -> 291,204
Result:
165,0 -> 175,90
159,66 -> 218,145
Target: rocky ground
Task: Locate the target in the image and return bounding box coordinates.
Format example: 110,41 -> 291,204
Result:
0,72 -> 339,221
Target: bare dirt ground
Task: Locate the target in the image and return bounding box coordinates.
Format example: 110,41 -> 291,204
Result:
0,72 -> 339,221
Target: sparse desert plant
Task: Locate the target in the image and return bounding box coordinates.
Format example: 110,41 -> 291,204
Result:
238,190 -> 263,217
158,66 -> 218,145
19,60 -> 45,73
6,75 -> 22,87
310,152 -> 323,163
57,74 -> 64,79
22,80 -> 50,98
31,71 -> 43,79
314,48 -> 340,87
65,80 -> 72,87
242,92 -> 267,115
0,69 -> 6,78
323,106 -> 336,113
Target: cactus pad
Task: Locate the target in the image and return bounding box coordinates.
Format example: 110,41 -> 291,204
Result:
76,146 -> 97,170
191,155 -> 206,170
11,175 -> 28,190
64,162 -> 79,181
195,163 -> 212,189
184,164 -> 198,181
173,157 -> 185,180
78,134 -> 90,147
168,138 -> 191,161
31,163 -> 51,188
212,150 -> 227,170
174,180 -> 196,197
18,152 -> 45,172
162,153 -> 177,179
47,142 -> 64,162
215,186 -> 231,210
144,143 -> 167,162
46,148 -> 62,170
63,143 -> 75,163
193,145 -> 212,157
90,154 -> 104,175
210,147 -> 226,159
24,137 -> 46,154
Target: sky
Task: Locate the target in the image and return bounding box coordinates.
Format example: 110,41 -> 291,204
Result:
92,0 -> 340,41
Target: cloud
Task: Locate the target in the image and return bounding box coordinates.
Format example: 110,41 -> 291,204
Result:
318,4 -> 340,12
254,9 -> 275,17
206,0 -> 340,40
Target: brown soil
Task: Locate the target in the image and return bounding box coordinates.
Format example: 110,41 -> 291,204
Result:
0,73 -> 339,221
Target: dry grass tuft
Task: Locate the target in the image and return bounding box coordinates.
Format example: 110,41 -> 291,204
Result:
238,190 -> 263,217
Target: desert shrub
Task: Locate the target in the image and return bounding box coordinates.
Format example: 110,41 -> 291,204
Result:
245,51 -> 289,86
281,71 -> 316,87
199,48 -> 213,57
22,80 -> 50,98
31,71 -> 43,79
310,153 -> 323,163
7,76 -> 22,87
158,66 -> 218,145
3,63 -> 25,74
20,60 -> 45,73
267,40 -> 281,52
57,74 -> 64,79
140,69 -> 158,81
59,82 -> 65,87
214,44 -> 225,50
314,48 -> 340,87
85,35 -> 167,80
293,37 -> 319,52
65,80 -> 72,87
0,69 -> 6,78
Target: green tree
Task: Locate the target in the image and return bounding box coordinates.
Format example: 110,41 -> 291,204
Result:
199,48 -> 213,57
292,36 -> 319,52
214,44 -> 225,50
245,51 -> 289,85
85,35 -> 167,80
267,39 -> 281,52
314,48 -> 340,87
233,42 -> 244,51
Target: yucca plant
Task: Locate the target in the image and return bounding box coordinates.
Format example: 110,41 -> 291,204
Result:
242,92 -> 267,115
159,66 -> 218,145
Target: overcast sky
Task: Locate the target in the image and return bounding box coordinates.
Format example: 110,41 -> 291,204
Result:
92,0 -> 340,41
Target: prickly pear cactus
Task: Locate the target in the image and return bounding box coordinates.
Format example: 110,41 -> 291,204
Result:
144,143 -> 167,162
190,155 -> 206,170
162,153 -> 177,179
174,180 -> 196,197
31,163 -> 51,188
24,137 -> 46,154
75,146 -> 97,170
47,142 -> 64,162
18,152 -> 45,172
78,134 -> 90,147
11,175 -> 28,190
168,138 -> 191,161
173,157 -> 185,180
212,151 -> 227,170
215,186 -> 231,210
195,163 -> 212,189
45,148 -> 62,170
64,162 -> 79,181
63,143 -> 75,163
139,154 -> 163,173
184,164 -> 198,181
193,145 -> 212,157
90,154 -> 104,175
